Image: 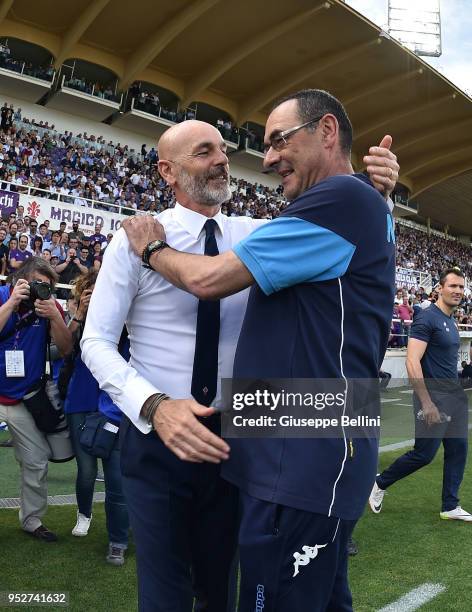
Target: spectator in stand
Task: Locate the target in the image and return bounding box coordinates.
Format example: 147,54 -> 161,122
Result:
420,292 -> 432,309
78,245 -> 92,269
412,296 -> 421,318
6,237 -> 18,274
91,223 -> 106,246
397,296 -> 414,347
0,227 -> 7,272
394,288 -> 404,305
68,237 -> 80,253
49,231 -> 66,261
69,221 -> 85,242
55,247 -> 88,299
59,231 -> 69,254
5,221 -> 18,245
101,233 -> 114,255
41,249 -> 51,263
9,235 -> 32,269
27,219 -> 39,246
32,236 -> 43,256
0,101 -> 11,131
389,304 -> 402,348
80,235 -> 92,255
92,241 -> 103,271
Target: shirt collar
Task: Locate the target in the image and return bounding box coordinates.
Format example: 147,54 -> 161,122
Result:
173,202 -> 225,240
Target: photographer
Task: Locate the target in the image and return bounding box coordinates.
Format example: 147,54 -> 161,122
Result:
0,258 -> 72,541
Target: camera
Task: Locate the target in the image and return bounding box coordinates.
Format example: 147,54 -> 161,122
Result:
29,280 -> 52,301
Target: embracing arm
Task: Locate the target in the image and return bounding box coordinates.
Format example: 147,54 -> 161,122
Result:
148,247 -> 253,300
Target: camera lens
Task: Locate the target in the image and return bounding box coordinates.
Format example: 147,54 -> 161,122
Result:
29,281 -> 52,301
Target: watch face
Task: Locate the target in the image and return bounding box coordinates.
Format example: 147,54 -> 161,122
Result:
143,239 -> 167,265
149,240 -> 164,249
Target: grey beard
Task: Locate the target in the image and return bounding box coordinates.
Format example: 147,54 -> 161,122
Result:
178,169 -> 231,207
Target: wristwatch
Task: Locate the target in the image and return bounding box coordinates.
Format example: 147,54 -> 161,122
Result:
142,240 -> 169,267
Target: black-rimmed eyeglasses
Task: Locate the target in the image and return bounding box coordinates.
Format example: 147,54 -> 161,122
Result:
263,115 -> 324,155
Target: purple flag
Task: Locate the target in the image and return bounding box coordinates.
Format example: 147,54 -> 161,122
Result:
0,189 -> 19,217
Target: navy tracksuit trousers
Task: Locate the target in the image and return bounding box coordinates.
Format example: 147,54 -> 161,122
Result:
377,392 -> 468,511
237,491 -> 356,612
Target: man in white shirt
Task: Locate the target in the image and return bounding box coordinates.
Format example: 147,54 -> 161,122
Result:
82,119 -> 398,612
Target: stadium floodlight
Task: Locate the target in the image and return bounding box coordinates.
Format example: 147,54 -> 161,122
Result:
388,0 -> 442,57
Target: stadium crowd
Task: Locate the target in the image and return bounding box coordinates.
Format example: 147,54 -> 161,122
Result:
0,106 -> 276,216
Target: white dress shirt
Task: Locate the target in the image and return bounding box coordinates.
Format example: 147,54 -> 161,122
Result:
81,204 -> 265,433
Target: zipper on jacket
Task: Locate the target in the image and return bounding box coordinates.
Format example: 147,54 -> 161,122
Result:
348,439 -> 354,459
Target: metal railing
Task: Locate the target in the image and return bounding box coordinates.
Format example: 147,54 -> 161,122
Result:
130,98 -> 241,146
0,56 -> 55,82
61,75 -> 122,104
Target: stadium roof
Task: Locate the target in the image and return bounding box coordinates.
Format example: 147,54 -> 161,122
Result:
0,0 -> 471,234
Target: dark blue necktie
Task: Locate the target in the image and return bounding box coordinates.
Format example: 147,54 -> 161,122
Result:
191,219 -> 220,406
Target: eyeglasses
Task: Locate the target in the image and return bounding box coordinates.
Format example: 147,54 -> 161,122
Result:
263,115 -> 324,154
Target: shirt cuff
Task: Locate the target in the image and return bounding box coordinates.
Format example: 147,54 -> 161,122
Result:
109,374 -> 161,434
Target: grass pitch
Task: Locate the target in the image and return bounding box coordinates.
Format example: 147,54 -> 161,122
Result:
1,388 -> 472,611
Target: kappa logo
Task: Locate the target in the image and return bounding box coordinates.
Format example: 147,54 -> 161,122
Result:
255,584 -> 265,611
293,544 -> 328,577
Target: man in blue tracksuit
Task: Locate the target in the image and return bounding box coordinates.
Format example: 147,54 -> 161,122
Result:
133,89 -> 395,610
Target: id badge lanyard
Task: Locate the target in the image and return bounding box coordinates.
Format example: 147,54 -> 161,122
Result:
4,310 -> 34,378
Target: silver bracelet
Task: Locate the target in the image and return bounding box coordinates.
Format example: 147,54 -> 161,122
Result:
145,393 -> 170,426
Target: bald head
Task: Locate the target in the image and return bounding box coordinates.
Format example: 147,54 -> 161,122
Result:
156,120 -> 231,211
158,120 -> 222,160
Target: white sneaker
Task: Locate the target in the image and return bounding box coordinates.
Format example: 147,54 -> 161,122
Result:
369,480 -> 385,514
72,512 -> 92,536
440,506 -> 472,522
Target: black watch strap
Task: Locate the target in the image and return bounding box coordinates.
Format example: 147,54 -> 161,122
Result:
142,240 -> 169,266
